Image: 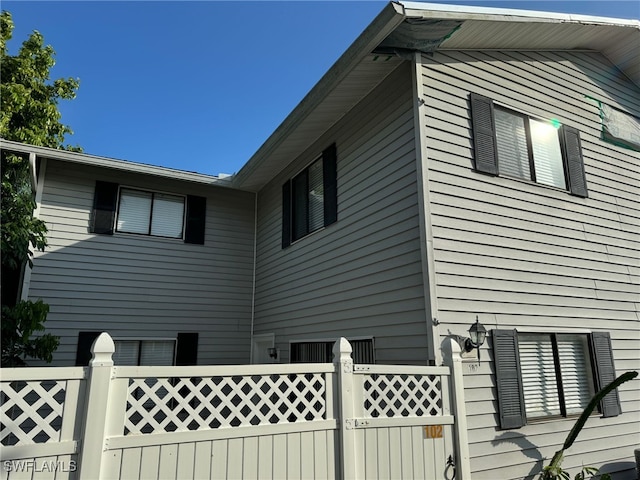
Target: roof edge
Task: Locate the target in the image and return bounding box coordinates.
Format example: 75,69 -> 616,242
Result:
400,2 -> 640,28
0,139 -> 231,187
231,2 -> 407,190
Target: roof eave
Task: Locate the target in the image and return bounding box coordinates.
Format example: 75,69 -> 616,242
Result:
0,139 -> 231,187
401,2 -> 640,28
231,2 -> 407,191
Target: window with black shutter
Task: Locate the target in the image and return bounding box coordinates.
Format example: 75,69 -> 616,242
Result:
90,182 -> 206,244
75,332 -> 198,366
493,329 -> 620,430
282,144 -> 338,248
470,93 -> 588,198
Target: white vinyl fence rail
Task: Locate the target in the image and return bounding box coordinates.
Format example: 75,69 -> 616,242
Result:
1,335 -> 468,479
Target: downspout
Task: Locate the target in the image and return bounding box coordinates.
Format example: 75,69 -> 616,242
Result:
249,191 -> 258,363
411,51 -> 441,366
20,153 -> 47,301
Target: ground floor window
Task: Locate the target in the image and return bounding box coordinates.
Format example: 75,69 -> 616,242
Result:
291,338 -> 374,364
493,330 -> 621,429
518,333 -> 593,418
113,339 -> 176,366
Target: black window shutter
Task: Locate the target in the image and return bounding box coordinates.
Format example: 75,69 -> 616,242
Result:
561,126 -> 588,198
470,93 -> 499,176
176,332 -> 198,366
91,181 -> 118,234
75,331 -> 102,366
185,195 -> 206,244
323,143 -> 338,226
590,332 -> 621,417
493,329 -> 526,429
282,181 -> 291,248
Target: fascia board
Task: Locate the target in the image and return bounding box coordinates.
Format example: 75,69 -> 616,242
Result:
0,139 -> 230,187
400,2 -> 640,27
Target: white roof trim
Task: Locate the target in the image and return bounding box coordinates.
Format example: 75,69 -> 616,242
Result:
400,2 -> 640,27
0,139 -> 230,187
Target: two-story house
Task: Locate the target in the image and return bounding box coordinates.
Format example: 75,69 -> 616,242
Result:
3,2 -> 638,478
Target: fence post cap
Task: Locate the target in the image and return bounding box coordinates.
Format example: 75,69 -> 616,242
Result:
332,337 -> 352,363
90,332 -> 115,366
441,336 -> 462,363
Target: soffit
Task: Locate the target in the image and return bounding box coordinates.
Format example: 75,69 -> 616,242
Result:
438,20 -> 639,84
233,54 -> 404,191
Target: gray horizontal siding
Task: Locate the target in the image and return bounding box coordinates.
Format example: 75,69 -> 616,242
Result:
421,50 -> 640,479
253,62 -> 430,365
29,160 -> 256,366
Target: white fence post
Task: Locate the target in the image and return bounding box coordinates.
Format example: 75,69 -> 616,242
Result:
77,332 -> 115,480
333,338 -> 361,480
442,337 -> 472,479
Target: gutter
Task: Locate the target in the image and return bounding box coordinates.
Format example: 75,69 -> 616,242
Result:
0,139 -> 232,187
231,2 -> 407,189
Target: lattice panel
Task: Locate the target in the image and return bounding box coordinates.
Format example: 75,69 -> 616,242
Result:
363,374 -> 442,418
1,380 -> 66,446
125,373 -> 327,434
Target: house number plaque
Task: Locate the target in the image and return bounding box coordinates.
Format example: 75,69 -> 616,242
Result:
425,425 -> 443,438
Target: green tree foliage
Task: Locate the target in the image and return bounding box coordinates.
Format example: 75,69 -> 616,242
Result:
1,10 -> 80,366
1,300 -> 54,367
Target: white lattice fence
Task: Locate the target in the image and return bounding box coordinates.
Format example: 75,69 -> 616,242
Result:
124,372 -> 328,434
0,334 -> 469,480
0,369 -> 85,449
361,371 -> 443,418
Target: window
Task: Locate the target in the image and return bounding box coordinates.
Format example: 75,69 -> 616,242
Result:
113,339 -> 176,366
117,188 -> 185,238
291,338 -> 374,364
470,93 -> 588,198
518,334 -> 593,418
282,143 -> 337,248
493,330 -> 621,429
91,181 -> 207,244
75,332 -> 199,366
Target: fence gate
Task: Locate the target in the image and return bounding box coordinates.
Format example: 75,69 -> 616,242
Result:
1,335 -> 469,479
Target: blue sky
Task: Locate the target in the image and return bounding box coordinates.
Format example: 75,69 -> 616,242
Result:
5,1 -> 639,176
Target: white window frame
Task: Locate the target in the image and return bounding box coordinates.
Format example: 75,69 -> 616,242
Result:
115,186 -> 186,239
517,332 -> 595,421
493,104 -> 568,190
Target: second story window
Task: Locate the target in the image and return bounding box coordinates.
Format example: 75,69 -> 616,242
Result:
282,143 -> 337,248
470,93 -> 588,198
90,181 -> 207,244
117,188 -> 185,238
494,108 -> 566,189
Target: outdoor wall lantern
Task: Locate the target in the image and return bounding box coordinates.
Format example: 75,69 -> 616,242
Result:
267,347 -> 278,360
464,316 -> 487,360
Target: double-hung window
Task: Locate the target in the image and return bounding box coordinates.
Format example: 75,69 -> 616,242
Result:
117,188 -> 185,238
470,93 -> 588,197
282,143 -> 337,248
493,330 -> 622,429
